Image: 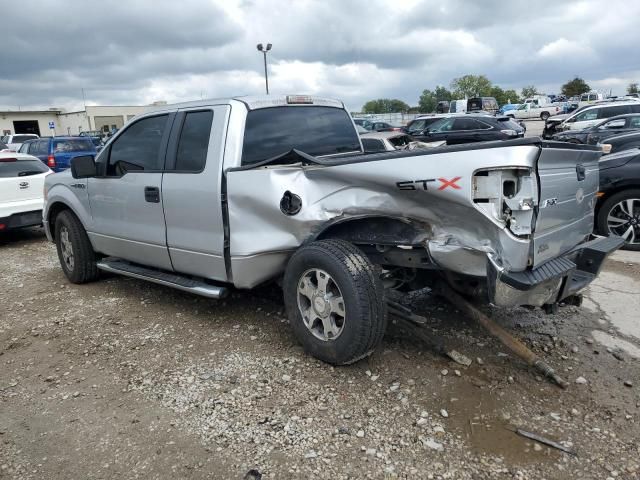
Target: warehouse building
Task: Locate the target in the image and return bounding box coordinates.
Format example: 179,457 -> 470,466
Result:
0,104 -> 162,137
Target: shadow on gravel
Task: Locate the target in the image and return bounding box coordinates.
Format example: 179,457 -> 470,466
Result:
0,226 -> 47,247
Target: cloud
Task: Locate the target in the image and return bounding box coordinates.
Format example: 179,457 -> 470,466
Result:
1,0 -> 639,112
537,38 -> 595,59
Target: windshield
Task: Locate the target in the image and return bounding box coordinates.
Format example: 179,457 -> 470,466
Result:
242,106 -> 361,165
0,159 -> 49,177
53,139 -> 96,153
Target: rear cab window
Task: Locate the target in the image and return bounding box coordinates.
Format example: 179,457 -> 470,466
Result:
241,106 -> 361,166
0,158 -> 49,177
53,139 -> 96,153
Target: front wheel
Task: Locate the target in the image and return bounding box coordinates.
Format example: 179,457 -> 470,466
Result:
55,210 -> 100,283
596,189 -> 640,251
283,240 -> 386,365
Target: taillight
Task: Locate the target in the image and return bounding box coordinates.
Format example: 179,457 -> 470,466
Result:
47,155 -> 56,168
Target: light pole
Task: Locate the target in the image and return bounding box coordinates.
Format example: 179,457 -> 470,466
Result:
256,43 -> 272,94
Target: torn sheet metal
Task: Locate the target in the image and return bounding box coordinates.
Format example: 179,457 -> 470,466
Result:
225,145 -> 541,288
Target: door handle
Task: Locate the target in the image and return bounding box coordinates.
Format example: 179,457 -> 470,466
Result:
576,164 -> 586,181
144,186 -> 160,203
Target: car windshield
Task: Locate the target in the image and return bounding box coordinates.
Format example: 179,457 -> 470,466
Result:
53,139 -> 95,153
0,159 -> 49,177
242,106 -> 361,165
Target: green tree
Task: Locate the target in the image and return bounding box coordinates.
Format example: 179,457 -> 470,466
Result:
418,89 -> 437,113
361,98 -> 410,114
434,85 -> 452,102
489,86 -> 508,105
502,89 -> 521,104
450,74 -> 492,98
561,77 -> 590,97
521,85 -> 538,98
628,83 -> 639,95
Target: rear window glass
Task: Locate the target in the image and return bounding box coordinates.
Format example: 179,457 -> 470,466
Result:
0,159 -> 49,177
175,110 -> 213,172
12,135 -> 37,143
53,139 -> 95,153
361,138 -> 386,153
241,106 -> 361,165
0,141 -> 7,149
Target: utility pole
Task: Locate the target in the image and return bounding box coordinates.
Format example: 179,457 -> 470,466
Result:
256,43 -> 272,94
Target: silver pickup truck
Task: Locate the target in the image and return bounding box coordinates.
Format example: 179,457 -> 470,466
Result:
44,95 -> 622,365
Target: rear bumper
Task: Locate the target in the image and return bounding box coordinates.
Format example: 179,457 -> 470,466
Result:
487,235 -> 624,307
0,210 -> 43,231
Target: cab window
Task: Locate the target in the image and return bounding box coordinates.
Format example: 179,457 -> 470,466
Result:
107,115 -> 168,175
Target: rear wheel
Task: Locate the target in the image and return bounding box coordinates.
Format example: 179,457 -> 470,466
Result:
54,210 -> 100,283
283,240 -> 386,365
540,112 -> 550,121
596,189 -> 640,251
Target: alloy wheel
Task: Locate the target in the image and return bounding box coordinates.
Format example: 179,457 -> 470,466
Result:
297,268 -> 346,341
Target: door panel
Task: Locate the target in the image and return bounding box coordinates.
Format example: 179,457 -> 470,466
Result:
162,105 -> 230,281
87,113 -> 174,270
88,172 -> 172,270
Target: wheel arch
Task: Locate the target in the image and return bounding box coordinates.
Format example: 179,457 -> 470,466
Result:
46,201 -> 82,241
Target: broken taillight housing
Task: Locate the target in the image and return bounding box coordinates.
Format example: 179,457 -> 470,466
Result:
472,168 -> 537,237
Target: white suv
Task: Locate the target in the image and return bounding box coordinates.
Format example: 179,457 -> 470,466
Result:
0,152 -> 51,232
0,134 -> 39,152
560,101 -> 640,131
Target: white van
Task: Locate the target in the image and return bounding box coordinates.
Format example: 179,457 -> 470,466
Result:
577,92 -> 604,108
448,99 -> 466,113
560,101 -> 640,131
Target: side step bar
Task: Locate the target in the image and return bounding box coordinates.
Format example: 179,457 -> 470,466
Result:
96,258 -> 229,299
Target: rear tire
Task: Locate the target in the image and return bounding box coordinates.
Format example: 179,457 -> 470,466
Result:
596,189 -> 640,251
283,240 -> 386,365
54,210 -> 100,283
540,112 -> 550,121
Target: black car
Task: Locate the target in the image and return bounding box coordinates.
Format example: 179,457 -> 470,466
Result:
369,121 -> 401,132
596,148 -> 640,250
410,115 -> 524,145
601,131 -> 640,154
552,114 -> 640,144
403,116 -> 450,135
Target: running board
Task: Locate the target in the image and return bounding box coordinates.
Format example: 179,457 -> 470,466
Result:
96,258 -> 229,299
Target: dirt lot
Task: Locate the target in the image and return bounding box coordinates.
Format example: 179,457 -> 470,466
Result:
1,228 -> 639,480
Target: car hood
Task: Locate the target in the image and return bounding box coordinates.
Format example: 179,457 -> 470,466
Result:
599,148 -> 640,170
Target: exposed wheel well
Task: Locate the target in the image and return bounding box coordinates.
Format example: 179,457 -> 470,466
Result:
314,216 -> 430,246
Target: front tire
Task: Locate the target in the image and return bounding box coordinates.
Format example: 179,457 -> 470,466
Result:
55,210 -> 100,283
596,189 -> 640,251
283,240 -> 386,365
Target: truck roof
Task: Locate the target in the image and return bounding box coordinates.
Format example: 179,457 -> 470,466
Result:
147,95 -> 345,113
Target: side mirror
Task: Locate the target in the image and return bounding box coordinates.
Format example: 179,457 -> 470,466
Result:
70,155 -> 97,179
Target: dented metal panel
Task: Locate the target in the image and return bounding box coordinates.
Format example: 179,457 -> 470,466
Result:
226,145 -> 541,288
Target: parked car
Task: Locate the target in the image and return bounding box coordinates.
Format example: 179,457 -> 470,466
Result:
467,97 -> 499,114
595,148 -> 640,250
360,131 -> 444,153
369,121 -> 401,132
449,100 -> 466,113
506,102 -> 561,121
43,94 -> 620,366
353,118 -> 373,131
600,131 -> 640,154
578,91 -> 604,107
403,114 -> 458,135
0,133 -> 39,152
498,104 -> 520,115
0,152 -> 51,232
19,136 -> 97,172
555,101 -> 640,133
410,114 -> 524,145
552,114 -> 640,144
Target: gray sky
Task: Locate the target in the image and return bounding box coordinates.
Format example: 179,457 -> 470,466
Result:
2,0 -> 639,112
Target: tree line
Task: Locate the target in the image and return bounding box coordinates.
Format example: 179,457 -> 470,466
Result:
361,75 -> 639,114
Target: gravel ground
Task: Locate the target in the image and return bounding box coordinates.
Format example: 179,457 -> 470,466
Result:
1,228 -> 639,479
